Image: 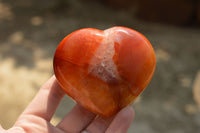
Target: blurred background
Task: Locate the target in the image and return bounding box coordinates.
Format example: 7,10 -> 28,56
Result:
0,0 -> 200,132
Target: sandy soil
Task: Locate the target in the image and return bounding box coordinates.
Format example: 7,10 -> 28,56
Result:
0,0 -> 200,132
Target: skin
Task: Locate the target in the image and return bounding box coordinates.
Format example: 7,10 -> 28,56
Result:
0,76 -> 134,133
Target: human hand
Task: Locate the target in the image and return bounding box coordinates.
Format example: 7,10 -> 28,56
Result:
0,76 -> 134,133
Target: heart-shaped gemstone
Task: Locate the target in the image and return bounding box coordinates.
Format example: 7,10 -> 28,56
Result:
53,27 -> 156,117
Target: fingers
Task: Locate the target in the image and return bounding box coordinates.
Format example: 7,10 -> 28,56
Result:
105,106 -> 134,133
57,104 -> 96,133
20,76 -> 65,121
57,106 -> 132,133
82,106 -> 134,133
83,115 -> 114,133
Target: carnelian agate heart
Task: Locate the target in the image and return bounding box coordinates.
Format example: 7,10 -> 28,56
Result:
53,27 -> 156,117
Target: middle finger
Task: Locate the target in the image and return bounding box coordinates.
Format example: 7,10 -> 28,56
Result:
82,115 -> 114,133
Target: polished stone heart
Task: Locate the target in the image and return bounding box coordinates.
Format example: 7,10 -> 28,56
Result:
53,27 -> 156,117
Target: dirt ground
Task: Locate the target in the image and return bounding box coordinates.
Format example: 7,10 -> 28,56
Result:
0,0 -> 200,132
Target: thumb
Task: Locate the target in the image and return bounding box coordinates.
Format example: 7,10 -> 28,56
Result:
0,124 -> 6,132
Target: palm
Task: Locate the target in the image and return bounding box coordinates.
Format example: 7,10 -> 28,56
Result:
1,76 -> 134,133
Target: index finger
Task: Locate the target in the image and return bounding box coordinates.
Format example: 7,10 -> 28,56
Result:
19,76 -> 65,121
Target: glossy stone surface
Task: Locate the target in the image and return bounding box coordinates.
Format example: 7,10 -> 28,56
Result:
53,27 -> 156,117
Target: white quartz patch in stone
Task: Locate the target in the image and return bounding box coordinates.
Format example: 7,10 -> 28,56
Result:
88,28 -> 119,83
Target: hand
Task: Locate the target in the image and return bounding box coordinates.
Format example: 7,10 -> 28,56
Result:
0,76 -> 134,133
